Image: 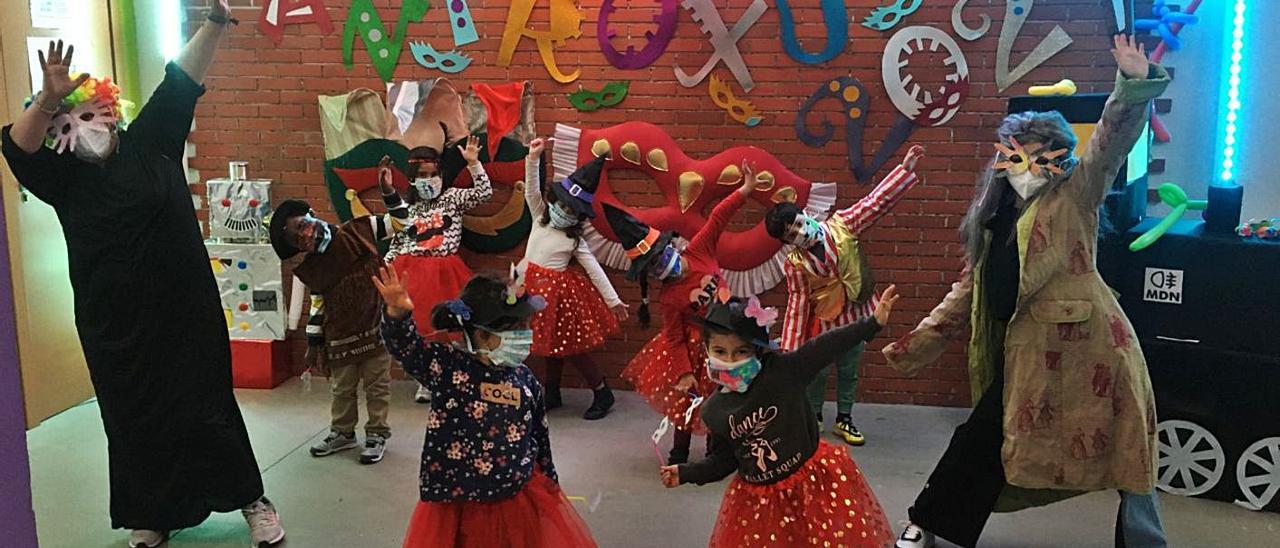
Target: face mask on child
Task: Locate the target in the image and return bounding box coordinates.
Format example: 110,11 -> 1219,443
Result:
650,244 -> 683,281
706,353 -> 762,393
471,327 -> 534,367
300,214 -> 334,254
788,216 -> 826,249
548,202 -> 579,229
413,176 -> 444,201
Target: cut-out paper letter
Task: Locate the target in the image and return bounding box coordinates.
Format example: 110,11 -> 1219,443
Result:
881,25 -> 970,126
448,0 -> 479,46
259,0 -> 334,45
342,0 -> 429,83
951,0 -> 991,41
674,0 -> 768,92
497,0 -> 584,84
599,0 -> 679,70
995,0 -> 1073,91
777,0 -> 847,65
796,76 -> 914,183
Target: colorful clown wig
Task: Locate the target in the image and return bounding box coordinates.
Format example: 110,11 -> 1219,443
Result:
25,74 -> 133,154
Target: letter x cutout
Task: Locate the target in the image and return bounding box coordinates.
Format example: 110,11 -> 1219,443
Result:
674,0 -> 768,92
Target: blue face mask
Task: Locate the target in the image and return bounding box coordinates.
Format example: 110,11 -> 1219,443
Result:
472,327 -> 534,367
547,202 -> 579,229
650,244 -> 683,281
301,214 -> 333,254
706,353 -> 762,393
788,215 -> 826,248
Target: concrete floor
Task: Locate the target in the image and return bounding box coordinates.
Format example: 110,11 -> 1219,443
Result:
26,379 -> 1279,547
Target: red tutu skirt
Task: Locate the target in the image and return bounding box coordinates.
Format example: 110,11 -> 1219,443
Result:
526,263 -> 620,357
403,472 -> 597,548
392,254 -> 472,339
709,441 -> 892,548
622,325 -> 716,433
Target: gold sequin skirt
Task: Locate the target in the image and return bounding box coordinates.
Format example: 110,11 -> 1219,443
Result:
709,441 -> 892,548
526,263 -> 620,357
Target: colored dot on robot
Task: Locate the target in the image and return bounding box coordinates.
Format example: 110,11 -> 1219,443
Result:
239,322 -> 250,331
249,199 -> 260,208
221,198 -> 231,207
238,261 -> 248,269
239,303 -> 250,311
239,283 -> 249,291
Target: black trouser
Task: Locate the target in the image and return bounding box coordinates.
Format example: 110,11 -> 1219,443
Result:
907,362 -> 1007,548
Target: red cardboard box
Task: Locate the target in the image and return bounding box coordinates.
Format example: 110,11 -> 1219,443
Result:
230,339 -> 292,389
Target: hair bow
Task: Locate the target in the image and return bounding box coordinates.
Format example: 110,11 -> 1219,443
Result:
445,299 -> 472,325
744,296 -> 778,328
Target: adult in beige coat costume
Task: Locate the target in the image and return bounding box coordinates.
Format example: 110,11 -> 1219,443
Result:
888,36 -> 1170,548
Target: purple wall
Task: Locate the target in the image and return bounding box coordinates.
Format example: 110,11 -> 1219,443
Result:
0,187 -> 38,545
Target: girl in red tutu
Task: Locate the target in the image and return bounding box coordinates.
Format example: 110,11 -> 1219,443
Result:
659,286 -> 901,548
602,168 -> 762,464
520,138 -> 629,419
373,268 -> 597,548
385,134 -> 491,403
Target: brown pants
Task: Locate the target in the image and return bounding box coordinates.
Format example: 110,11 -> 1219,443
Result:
329,351 -> 392,437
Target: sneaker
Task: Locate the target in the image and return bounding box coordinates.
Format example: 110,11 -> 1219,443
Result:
360,434 -> 388,464
242,497 -> 286,547
414,383 -> 431,403
545,385 -> 563,410
128,530 -> 168,548
833,415 -> 866,446
895,523 -> 936,548
310,431 -> 358,457
583,385 -> 615,420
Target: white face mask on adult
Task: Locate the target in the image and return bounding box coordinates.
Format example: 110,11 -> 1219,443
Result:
73,124 -> 117,164
1007,169 -> 1050,201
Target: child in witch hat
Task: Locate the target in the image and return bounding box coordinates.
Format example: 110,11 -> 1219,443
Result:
659,286 -> 900,547
373,268 -> 597,548
519,137 -> 629,419
603,164 -> 762,464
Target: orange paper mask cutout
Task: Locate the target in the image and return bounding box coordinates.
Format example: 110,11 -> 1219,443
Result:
497,0 -> 583,84
993,137 -> 1069,176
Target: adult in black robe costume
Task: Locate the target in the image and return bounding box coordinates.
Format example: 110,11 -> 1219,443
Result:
2,5 -> 284,544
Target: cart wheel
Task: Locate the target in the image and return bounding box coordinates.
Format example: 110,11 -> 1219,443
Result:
1235,437 -> 1280,510
1157,419 -> 1225,496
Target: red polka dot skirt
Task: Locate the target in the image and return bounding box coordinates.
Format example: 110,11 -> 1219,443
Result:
526,263 -> 620,357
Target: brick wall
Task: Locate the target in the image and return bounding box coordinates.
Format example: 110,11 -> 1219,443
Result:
185,0 -> 1146,407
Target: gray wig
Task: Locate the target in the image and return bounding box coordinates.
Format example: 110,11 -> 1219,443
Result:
959,110 -> 1080,262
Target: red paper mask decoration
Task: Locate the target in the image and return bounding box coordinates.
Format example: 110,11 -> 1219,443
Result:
258,0 -> 334,45
674,0 -> 768,92
599,0 -> 679,70
553,121 -> 836,295
498,0 -> 584,83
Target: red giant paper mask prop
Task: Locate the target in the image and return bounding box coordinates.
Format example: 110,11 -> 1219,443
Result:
553,122 -> 835,295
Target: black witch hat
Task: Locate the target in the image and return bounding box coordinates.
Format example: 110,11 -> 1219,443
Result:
601,203 -> 674,281
551,153 -> 609,218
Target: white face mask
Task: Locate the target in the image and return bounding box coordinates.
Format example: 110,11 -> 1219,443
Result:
73,123 -> 117,163
1007,169 -> 1050,201
412,176 -> 444,201
788,215 -> 826,249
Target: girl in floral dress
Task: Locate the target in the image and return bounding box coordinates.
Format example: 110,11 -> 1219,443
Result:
373,268 -> 596,548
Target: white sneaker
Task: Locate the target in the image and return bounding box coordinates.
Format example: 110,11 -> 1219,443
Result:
128,530 -> 168,548
415,384 -> 431,403
896,523 -> 936,548
242,497 -> 285,547
360,433 -> 388,465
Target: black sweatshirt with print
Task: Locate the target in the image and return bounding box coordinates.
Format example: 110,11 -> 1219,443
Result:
678,317 -> 882,485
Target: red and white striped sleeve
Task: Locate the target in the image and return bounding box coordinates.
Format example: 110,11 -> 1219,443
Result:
835,164 -> 920,235
780,261 -> 811,352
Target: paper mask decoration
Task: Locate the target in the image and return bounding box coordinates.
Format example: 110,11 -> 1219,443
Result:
47,97 -> 117,154
342,0 -> 428,83
995,0 -> 1073,91
993,137 -> 1069,176
410,42 -> 472,74
599,0 -> 679,70
569,81 -> 629,112
385,79 -> 469,155
950,0 -> 990,41
258,0 -> 333,45
555,121 -> 836,295
796,76 -> 915,183
861,0 -> 922,31
777,0 -> 847,64
674,0 -> 768,92
208,244 -> 287,340
708,75 -> 761,127
881,25 -> 971,127
498,0 -> 584,83
447,0 -> 479,46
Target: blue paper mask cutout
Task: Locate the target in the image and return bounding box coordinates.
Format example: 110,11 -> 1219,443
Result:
777,0 -> 847,65
599,0 -> 680,70
796,76 -> 914,183
410,42 -> 473,74
673,0 -> 768,92
861,0 -> 923,31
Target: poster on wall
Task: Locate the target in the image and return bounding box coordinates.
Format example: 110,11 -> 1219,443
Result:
30,0 -> 73,30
